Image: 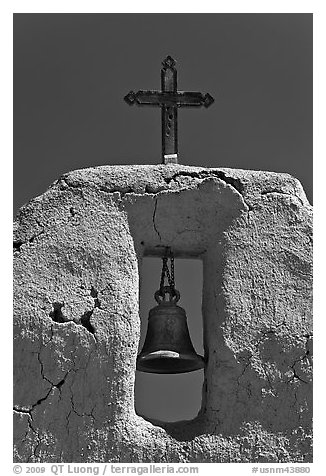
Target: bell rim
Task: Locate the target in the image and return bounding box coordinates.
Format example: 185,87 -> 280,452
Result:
136,350 -> 205,374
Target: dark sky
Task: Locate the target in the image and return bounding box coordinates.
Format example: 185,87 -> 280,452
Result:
14,13 -> 312,422
14,13 -> 312,213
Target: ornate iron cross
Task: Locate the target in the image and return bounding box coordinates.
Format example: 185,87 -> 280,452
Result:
124,56 -> 214,164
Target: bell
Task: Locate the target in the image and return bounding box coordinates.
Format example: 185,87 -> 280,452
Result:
137,286 -> 205,374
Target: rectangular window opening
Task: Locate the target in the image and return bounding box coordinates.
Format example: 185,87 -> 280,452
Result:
134,256 -> 204,423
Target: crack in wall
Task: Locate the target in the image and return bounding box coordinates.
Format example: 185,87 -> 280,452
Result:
14,402 -> 42,462
163,170 -> 244,195
14,346 -> 72,423
14,367 -> 70,416
57,360 -> 96,443
14,407 -> 33,417
31,322 -> 97,448
262,189 -> 289,195
14,407 -> 41,463
70,392 -> 96,423
60,177 -> 135,199
37,351 -> 55,387
13,221 -> 45,252
235,329 -> 313,394
287,337 -> 312,384
237,355 -> 253,385
27,418 -> 41,462
152,198 -> 162,241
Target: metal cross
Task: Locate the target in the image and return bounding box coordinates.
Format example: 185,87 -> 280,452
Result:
124,56 -> 214,164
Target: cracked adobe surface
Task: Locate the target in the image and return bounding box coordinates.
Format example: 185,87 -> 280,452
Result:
13,165 -> 312,462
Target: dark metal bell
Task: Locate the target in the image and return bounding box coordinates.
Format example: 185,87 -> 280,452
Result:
137,286 -> 205,374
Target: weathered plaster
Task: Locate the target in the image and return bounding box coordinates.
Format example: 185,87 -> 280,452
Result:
13,165 -> 312,462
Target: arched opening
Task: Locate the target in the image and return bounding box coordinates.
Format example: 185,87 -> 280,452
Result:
134,257 -> 204,422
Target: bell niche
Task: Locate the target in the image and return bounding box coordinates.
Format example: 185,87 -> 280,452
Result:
137,249 -> 204,374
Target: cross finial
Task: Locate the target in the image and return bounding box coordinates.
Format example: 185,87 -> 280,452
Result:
124,56 -> 214,164
162,55 -> 176,69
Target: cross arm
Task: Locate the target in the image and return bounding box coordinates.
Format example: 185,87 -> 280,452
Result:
124,90 -> 214,108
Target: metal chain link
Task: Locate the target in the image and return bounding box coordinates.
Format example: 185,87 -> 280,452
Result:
159,256 -> 168,293
170,255 -> 175,287
159,249 -> 175,296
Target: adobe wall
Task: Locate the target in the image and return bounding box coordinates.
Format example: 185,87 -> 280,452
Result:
13,165 -> 312,462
